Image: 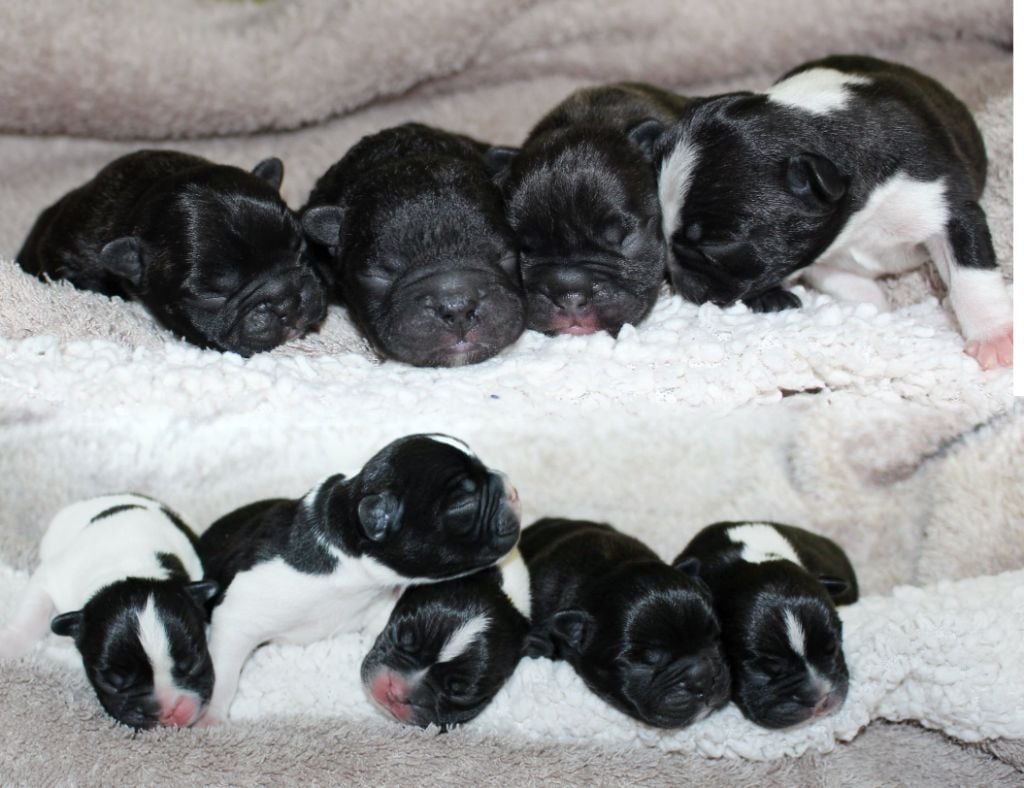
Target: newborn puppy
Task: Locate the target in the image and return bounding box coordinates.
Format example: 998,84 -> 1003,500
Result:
520,518 -> 729,728
301,123 -> 526,367
0,494 -> 217,729
489,83 -> 690,336
361,548 -> 530,729
674,521 -> 858,729
197,434 -> 522,724
17,150 -> 327,356
655,55 -> 1012,367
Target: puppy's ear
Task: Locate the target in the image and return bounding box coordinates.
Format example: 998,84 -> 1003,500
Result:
484,146 -> 519,183
357,493 -> 402,542
252,157 -> 285,190
672,555 -> 702,579
627,119 -> 666,161
98,237 -> 144,286
549,609 -> 596,654
50,610 -> 84,639
302,206 -> 345,249
818,575 -> 851,600
184,580 -> 220,607
786,153 -> 846,210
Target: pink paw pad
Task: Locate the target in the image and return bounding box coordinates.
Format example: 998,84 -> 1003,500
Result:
966,327 -> 1013,369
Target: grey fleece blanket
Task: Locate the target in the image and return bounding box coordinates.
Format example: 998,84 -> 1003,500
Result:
0,0 -> 1019,785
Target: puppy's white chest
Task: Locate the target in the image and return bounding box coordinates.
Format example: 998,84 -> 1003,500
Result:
816,173 -> 948,276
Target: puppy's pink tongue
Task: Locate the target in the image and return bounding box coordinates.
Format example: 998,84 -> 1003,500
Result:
813,693 -> 841,718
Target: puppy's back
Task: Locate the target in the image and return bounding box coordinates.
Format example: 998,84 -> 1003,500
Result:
528,82 -> 690,139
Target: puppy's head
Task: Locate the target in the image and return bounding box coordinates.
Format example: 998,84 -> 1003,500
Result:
351,434 -> 521,579
494,127 -> 666,336
361,568 -> 528,728
50,578 -> 218,729
724,575 -> 849,728
656,94 -> 849,312
304,158 -> 525,367
100,158 -> 328,356
534,563 -> 730,728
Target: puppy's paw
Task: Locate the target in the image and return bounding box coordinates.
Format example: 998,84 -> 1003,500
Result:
190,711 -> 224,728
965,326 -> 1013,369
744,288 -> 802,313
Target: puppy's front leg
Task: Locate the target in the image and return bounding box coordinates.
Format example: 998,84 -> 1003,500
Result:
801,264 -> 890,312
926,202 -> 1013,368
195,613 -> 266,726
0,579 -> 55,659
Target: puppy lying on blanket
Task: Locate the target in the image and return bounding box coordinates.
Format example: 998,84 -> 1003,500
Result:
489,83 -> 689,336
361,548 -> 530,729
302,123 -> 526,367
0,494 -> 218,729
17,150 -> 328,356
520,518 -> 730,728
196,434 -> 522,725
674,521 -> 858,728
654,55 -> 1013,368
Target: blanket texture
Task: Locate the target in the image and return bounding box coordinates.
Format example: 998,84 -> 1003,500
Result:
0,0 -> 1018,785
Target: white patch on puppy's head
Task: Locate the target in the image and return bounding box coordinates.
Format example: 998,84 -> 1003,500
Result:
767,68 -> 871,115
136,595 -> 175,691
727,523 -> 801,566
421,434 -> 475,458
783,608 -> 806,658
437,613 -> 490,664
658,137 -> 700,244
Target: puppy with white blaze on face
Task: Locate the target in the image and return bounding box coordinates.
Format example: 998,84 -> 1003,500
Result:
674,521 -> 859,729
654,54 -> 1013,368
520,518 -> 731,729
0,494 -> 218,729
361,548 -> 531,729
196,434 -> 523,725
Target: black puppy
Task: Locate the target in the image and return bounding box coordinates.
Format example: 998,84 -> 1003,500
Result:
674,521 -> 858,729
520,518 -> 730,728
196,434 -> 522,725
301,124 -> 526,367
17,150 -> 327,356
361,548 -> 530,729
489,83 -> 689,336
654,55 -> 1013,368
0,494 -> 217,729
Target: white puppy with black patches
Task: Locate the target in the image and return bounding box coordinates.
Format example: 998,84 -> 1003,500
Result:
196,434 -> 522,725
654,54 -> 1013,368
360,548 -> 531,729
0,494 -> 218,729
674,521 -> 858,729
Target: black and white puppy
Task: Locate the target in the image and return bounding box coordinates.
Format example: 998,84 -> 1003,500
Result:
520,518 -> 730,728
301,123 -> 526,367
361,547 -> 530,729
17,150 -> 327,356
489,83 -> 690,336
0,494 -> 217,729
196,434 -> 522,725
655,55 -> 1013,368
674,521 -> 858,729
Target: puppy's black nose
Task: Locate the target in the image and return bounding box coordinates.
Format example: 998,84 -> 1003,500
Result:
680,656 -> 717,694
555,290 -> 590,315
435,296 -> 480,333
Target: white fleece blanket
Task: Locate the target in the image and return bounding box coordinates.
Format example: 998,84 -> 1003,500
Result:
2,566 -> 1021,760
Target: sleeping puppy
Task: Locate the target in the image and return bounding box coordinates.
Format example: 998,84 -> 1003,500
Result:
0,494 -> 217,729
520,518 -> 730,728
488,83 -> 690,336
654,55 -> 1013,368
301,123 -> 526,367
674,521 -> 858,729
16,150 -> 327,356
196,434 -> 522,725
361,548 -> 530,729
